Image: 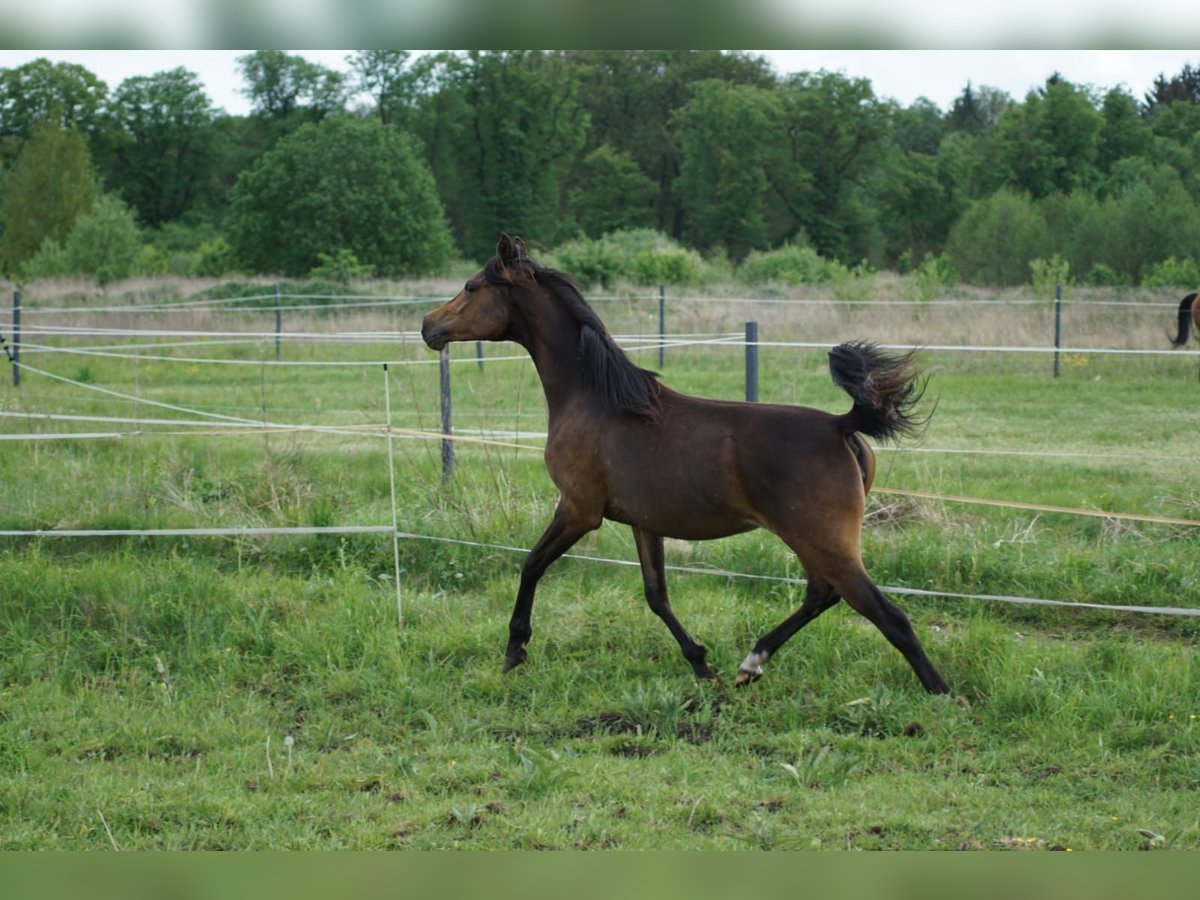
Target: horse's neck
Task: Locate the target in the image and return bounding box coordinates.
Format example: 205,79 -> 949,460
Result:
514,294 -> 587,418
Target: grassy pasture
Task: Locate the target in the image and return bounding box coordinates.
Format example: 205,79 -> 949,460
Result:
1,279 -> 1198,849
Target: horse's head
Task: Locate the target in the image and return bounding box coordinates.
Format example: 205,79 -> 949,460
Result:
421,234 -> 530,351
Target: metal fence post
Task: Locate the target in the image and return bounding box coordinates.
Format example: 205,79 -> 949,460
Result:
439,347 -> 455,481
745,321 -> 759,402
1053,283 -> 1062,378
658,284 -> 666,369
11,289 -> 20,387
476,341 -> 484,371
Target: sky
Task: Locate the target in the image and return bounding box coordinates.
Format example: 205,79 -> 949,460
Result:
0,50 -> 1197,115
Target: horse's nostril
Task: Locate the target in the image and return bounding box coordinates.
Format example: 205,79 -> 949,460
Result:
421,320 -> 446,349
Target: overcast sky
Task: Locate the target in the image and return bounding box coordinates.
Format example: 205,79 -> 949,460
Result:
0,50 -> 1196,115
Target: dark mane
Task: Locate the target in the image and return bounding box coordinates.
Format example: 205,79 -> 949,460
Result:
485,253 -> 662,423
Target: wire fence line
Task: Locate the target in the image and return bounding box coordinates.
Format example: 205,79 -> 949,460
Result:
3,290 -> 1185,316
0,522 -> 1194,619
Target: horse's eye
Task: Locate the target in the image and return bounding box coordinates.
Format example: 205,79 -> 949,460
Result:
464,280 -> 476,294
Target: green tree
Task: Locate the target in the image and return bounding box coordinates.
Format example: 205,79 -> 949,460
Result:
102,68 -> 221,227
412,51 -> 588,260
0,122 -> 97,277
226,115 -> 453,277
947,188 -> 1049,285
770,71 -> 892,261
569,144 -> 657,237
876,147 -> 966,264
945,83 -> 1010,135
674,79 -> 781,260
993,79 -> 1104,198
1097,87 -> 1152,176
572,51 -> 777,239
237,51 -> 347,120
0,58 -> 108,163
348,51 -> 416,126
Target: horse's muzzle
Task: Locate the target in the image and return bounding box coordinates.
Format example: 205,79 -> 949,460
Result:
421,317 -> 448,350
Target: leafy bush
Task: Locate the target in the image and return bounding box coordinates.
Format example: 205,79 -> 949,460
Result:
1140,256 -> 1200,288
828,259 -> 876,302
310,249 -> 374,285
20,194 -> 141,285
737,242 -> 829,285
65,195 -> 143,285
1084,263 -> 1129,287
900,252 -> 957,302
948,189 -> 1050,285
191,237 -> 235,278
20,237 -> 71,281
549,229 -> 703,288
1029,254 -> 1071,299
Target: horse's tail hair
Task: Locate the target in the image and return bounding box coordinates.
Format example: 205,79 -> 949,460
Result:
828,341 -> 930,444
1169,292 -> 1197,347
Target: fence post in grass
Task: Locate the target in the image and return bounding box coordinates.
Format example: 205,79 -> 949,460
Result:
476,340 -> 484,371
274,284 -> 282,360
11,289 -> 20,387
439,347 -> 455,481
658,284 -> 666,369
1053,283 -> 1062,378
745,320 -> 759,402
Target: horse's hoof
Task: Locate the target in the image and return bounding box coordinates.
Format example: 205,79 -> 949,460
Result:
734,668 -> 762,687
502,653 -> 526,673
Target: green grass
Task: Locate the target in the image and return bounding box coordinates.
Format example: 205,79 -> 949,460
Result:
1,285 -> 1198,848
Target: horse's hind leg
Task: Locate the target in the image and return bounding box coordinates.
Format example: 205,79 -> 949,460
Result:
834,565 -> 949,694
734,575 -> 841,686
632,527 -> 715,680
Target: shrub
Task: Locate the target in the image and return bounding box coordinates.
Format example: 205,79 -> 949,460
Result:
190,237 -> 235,278
1029,254 -> 1071,299
1084,263 -> 1129,287
948,189 -> 1050,285
737,242 -> 829,285
20,194 -> 141,285
900,252 -> 957,302
1141,256 -> 1200,288
549,229 -> 704,288
310,249 -> 374,285
64,194 -> 142,285
828,259 -> 876,302
20,237 -> 71,281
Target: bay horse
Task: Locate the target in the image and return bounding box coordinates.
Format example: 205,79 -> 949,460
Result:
421,235 -> 949,694
1168,291 -> 1199,347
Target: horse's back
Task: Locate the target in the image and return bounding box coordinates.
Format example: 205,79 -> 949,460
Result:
595,390 -> 866,541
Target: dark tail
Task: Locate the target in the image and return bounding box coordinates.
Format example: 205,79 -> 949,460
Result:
828,341 -> 929,443
1169,292 -> 1197,347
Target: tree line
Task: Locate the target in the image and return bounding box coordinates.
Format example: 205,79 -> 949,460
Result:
1,50 -> 1199,288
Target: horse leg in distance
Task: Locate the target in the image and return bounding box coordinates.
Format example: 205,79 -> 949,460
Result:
632,527 -> 716,680
734,575 -> 841,686
505,502 -> 597,672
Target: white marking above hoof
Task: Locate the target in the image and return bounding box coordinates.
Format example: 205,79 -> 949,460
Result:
734,650 -> 768,685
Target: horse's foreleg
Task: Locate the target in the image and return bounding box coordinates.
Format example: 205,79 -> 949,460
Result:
505,503 -> 594,672
632,527 -> 715,680
734,575 -> 841,686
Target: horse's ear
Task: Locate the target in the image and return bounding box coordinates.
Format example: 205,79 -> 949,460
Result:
512,236 -> 527,262
497,233 -> 515,263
